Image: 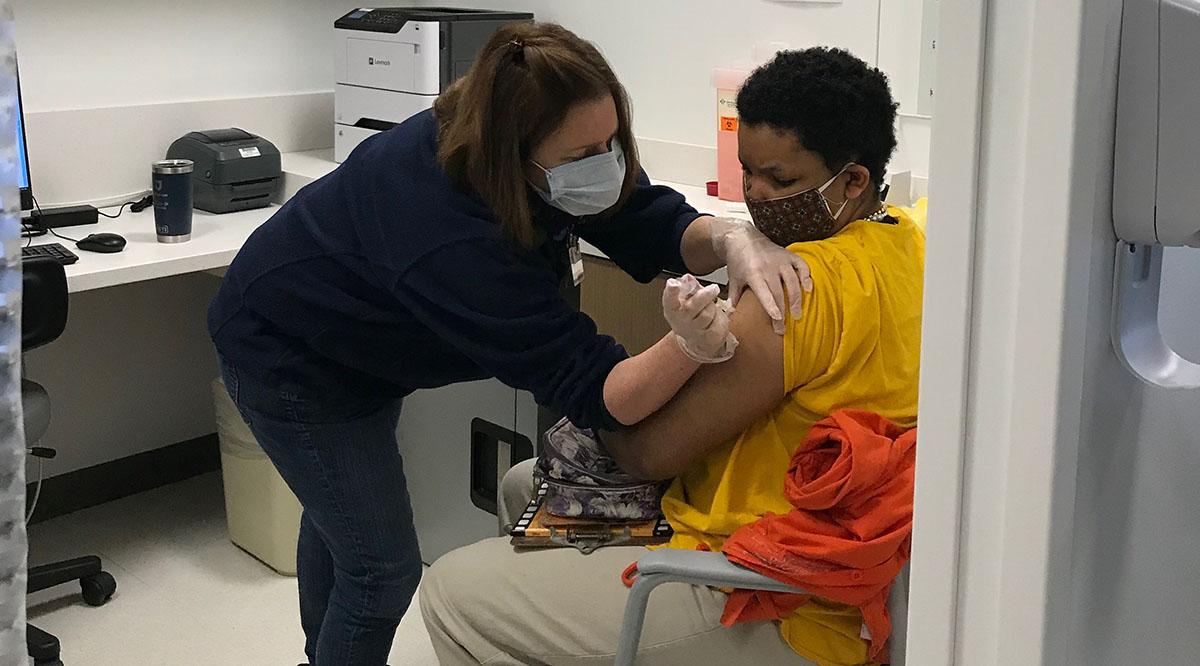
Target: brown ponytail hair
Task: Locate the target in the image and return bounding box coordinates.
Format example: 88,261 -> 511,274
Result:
434,22 -> 640,249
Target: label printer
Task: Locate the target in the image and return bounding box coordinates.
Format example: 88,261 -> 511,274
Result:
166,129 -> 281,214
334,6 -> 534,163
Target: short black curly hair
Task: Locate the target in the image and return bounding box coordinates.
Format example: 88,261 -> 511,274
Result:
737,47 -> 898,194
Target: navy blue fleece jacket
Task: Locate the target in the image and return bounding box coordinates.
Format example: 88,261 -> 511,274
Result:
209,110 -> 701,429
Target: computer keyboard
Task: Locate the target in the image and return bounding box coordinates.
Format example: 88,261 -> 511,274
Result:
22,242 -> 80,266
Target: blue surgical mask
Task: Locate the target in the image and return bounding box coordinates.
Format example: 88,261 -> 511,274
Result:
532,139 -> 627,217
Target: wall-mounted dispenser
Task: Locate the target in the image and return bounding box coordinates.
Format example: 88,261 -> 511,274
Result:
1111,0 -> 1200,389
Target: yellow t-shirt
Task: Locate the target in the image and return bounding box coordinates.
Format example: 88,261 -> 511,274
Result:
898,197 -> 928,233
660,207 -> 925,666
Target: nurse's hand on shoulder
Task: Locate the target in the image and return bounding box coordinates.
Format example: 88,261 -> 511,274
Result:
709,216 -> 814,335
662,274 -> 739,364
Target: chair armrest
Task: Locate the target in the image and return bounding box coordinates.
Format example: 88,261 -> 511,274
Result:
634,549 -> 805,594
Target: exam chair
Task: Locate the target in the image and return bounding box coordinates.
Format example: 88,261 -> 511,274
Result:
22,256 -> 117,666
616,550 -> 909,666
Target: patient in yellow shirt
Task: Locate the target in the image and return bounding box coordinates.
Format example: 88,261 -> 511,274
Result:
420,47 -> 924,666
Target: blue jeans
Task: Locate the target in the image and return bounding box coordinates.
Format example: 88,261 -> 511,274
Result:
219,358 -> 421,666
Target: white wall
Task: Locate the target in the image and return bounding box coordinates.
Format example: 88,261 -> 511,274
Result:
25,93 -> 332,206
879,0 -> 930,114
14,0 -> 354,110
880,0 -> 935,190
14,0 -> 363,205
17,0 -> 934,199
414,0 -> 880,145
411,0 -> 934,184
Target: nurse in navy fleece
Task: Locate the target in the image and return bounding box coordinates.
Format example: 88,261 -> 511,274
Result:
209,22 -> 810,666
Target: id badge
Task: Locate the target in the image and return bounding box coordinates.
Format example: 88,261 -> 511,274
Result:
569,235 -> 585,286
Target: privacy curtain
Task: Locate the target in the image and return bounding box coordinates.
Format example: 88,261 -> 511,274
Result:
0,0 -> 27,662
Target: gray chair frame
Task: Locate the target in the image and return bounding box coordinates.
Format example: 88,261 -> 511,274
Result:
615,549 -> 908,666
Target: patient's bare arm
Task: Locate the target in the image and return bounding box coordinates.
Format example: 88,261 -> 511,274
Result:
600,294 -> 786,481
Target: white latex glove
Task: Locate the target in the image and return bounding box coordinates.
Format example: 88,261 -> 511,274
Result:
710,216 -> 814,335
662,274 -> 738,364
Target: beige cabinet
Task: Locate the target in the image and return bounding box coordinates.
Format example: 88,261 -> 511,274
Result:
579,256 -> 671,356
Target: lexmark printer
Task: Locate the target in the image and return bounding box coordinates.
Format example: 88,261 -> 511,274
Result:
166,129 -> 281,214
334,6 -> 534,162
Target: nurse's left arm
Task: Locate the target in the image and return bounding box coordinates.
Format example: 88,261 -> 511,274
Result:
581,173 -> 811,335
675,215 -> 723,275
599,293 -> 786,481
577,171 -> 704,282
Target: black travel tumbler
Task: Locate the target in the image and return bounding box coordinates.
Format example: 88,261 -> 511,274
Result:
152,159 -> 194,243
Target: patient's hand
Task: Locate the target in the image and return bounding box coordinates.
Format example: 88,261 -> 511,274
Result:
602,292 -> 787,481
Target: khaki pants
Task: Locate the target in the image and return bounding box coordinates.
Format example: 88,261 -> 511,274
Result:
419,460 -> 812,665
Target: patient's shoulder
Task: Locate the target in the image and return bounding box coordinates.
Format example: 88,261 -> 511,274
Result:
729,292 -> 786,373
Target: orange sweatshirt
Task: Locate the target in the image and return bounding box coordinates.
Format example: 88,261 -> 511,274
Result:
720,410 -> 916,664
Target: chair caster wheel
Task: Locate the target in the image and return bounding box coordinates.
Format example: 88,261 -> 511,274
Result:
81,571 -> 116,606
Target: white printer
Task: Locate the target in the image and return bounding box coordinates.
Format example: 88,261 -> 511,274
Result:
334,6 -> 534,162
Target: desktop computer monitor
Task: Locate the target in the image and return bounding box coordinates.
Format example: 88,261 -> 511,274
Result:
16,68 -> 32,211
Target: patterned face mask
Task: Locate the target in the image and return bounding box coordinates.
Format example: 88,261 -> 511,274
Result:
744,164 -> 851,246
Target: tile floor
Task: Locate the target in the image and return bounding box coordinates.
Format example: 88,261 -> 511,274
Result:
26,472 -> 438,665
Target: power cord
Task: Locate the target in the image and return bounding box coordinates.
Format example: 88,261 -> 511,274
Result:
31,193 -> 150,243
31,194 -> 83,243
48,228 -> 82,243
21,222 -> 41,247
97,195 -> 153,219
28,193 -> 153,244
25,447 -> 56,523
26,458 -> 43,522
26,195 -> 48,246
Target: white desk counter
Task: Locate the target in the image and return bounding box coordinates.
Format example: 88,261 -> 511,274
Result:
31,149 -> 737,293
27,205 -> 275,294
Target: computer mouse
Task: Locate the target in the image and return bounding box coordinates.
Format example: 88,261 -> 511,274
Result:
76,233 -> 127,253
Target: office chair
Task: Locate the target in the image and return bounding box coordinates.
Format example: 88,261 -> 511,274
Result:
615,549 -> 909,666
22,256 -> 117,666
